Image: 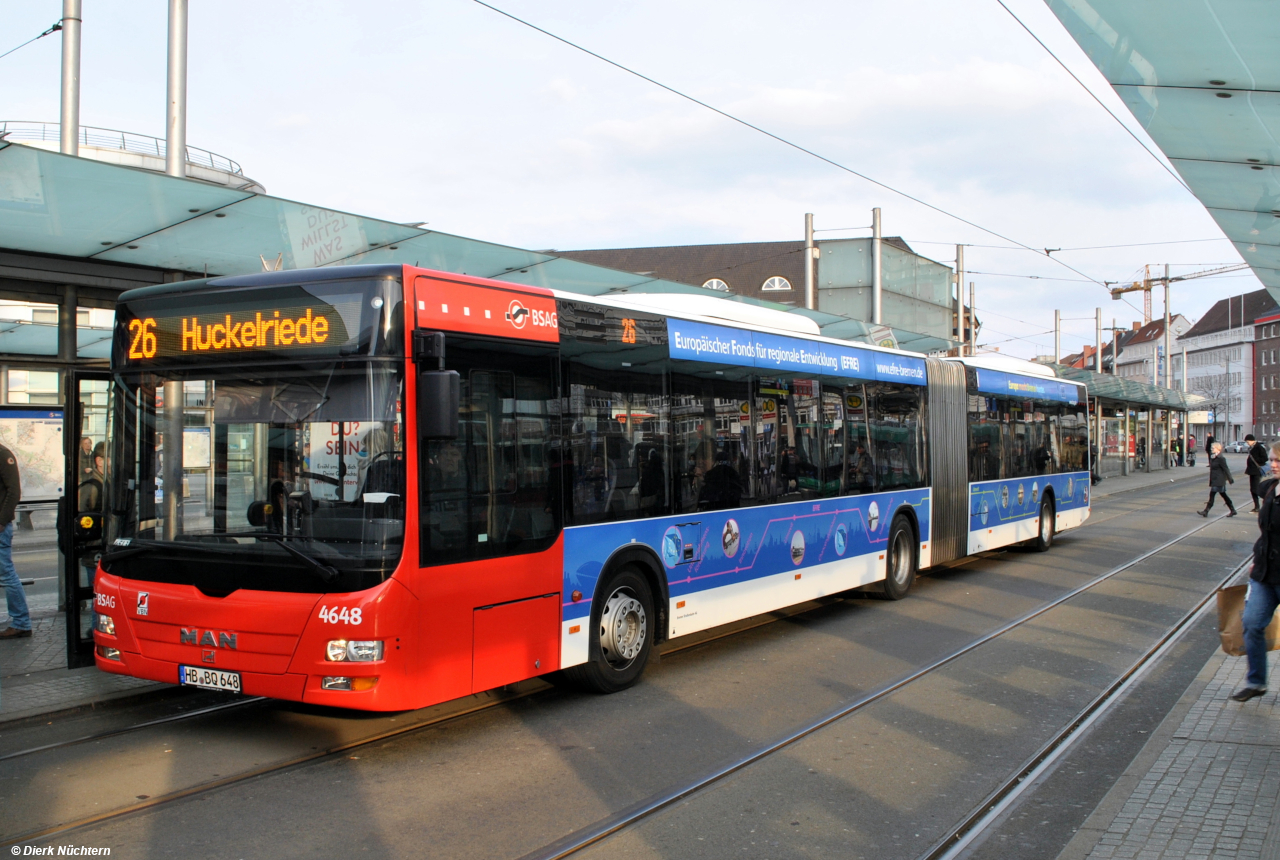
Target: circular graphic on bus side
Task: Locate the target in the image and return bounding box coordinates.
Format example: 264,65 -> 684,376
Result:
1001,485 -> 1010,509
1017,484 -> 1026,506
980,497 -> 990,526
834,523 -> 848,557
722,519 -> 740,558
790,529 -> 806,565
867,501 -> 881,533
662,526 -> 682,569
1031,482 -> 1039,504
1067,477 -> 1075,499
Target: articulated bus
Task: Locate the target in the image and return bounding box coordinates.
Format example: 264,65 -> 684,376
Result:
87,264 -> 1090,709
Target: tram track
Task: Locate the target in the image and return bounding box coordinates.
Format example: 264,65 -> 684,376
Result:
514,512 -> 1240,860
2,508 -> 1238,851
0,476 -> 1194,765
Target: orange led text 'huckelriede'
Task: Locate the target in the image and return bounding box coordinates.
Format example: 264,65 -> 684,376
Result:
180,309 -> 330,353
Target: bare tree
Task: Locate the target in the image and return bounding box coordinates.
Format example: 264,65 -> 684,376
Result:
1190,372 -> 1231,439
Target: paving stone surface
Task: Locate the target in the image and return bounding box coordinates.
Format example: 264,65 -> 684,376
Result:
1083,653 -> 1280,860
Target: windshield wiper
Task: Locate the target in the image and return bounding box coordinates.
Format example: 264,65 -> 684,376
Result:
100,539 -> 240,568
269,538 -> 341,585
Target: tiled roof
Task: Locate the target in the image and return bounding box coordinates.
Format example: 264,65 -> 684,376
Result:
555,238 -> 918,303
1180,289 -> 1279,339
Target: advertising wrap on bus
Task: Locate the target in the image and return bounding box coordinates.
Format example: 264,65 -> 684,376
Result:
971,368 -> 1082,405
666,319 -> 927,385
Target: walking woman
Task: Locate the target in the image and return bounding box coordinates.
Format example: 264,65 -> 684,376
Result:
1232,441 -> 1280,701
1199,441 -> 1238,517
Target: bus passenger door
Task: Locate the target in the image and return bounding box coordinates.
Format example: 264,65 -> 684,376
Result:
63,370 -> 113,669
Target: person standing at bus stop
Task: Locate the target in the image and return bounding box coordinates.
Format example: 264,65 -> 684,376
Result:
1232,442 -> 1280,701
0,443 -> 29,639
1246,434 -> 1268,512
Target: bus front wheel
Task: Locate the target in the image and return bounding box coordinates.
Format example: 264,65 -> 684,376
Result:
565,567 -> 654,694
1033,497 -> 1055,552
881,515 -> 917,600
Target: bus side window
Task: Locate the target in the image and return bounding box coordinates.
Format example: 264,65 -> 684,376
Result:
867,383 -> 927,490
673,374 -> 750,514
420,338 -> 559,567
564,364 -> 669,526
968,394 -> 1001,482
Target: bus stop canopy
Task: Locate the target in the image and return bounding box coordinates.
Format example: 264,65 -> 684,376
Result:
0,141 -> 960,354
1051,365 -> 1206,411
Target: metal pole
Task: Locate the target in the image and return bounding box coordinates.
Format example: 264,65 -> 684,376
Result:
1095,308 -> 1102,373
1111,317 -> 1117,374
59,0 -> 82,156
165,0 -> 189,178
804,213 -> 815,310
1218,353 -> 1228,442
956,245 -> 965,342
1181,347 -> 1187,392
871,208 -> 882,325
969,282 -> 976,356
1163,264 -> 1171,388
1053,309 -> 1060,363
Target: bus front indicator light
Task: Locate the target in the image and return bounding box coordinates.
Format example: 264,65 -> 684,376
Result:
95,615 -> 115,635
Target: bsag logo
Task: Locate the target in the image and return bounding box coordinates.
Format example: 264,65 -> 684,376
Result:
506,300 -> 530,329
180,628 -> 238,649
137,592 -> 149,616
505,299 -> 556,332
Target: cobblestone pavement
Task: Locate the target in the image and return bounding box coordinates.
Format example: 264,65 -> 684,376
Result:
1081,653 -> 1280,860
0,610 -> 163,723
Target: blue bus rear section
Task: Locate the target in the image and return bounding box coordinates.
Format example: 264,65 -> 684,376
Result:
560,488 -> 931,667
968,470 -> 1090,553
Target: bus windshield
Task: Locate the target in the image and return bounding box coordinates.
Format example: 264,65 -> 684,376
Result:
105,359 -> 405,594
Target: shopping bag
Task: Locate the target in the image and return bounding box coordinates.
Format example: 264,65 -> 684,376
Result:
1217,583 -> 1280,656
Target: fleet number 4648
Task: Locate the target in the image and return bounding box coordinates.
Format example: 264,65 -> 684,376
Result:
318,606 -> 362,625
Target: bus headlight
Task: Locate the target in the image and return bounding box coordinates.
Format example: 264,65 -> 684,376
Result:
95,615 -> 115,635
325,640 -> 384,662
96,645 -> 121,661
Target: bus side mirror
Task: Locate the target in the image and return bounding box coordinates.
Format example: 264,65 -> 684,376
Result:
419,370 -> 460,440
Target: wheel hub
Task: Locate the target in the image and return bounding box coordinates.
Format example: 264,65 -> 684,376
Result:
599,589 -> 646,667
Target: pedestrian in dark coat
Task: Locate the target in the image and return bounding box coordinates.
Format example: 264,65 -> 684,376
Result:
1199,442 -> 1238,517
1232,441 -> 1280,701
1246,434 -> 1268,511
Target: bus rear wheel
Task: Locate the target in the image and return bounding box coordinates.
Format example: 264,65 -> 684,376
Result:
565,567 -> 654,694
1033,497 -> 1055,552
880,514 -> 917,600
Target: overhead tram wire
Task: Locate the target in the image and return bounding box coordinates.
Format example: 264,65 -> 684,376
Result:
990,0 -> 1192,195
0,21 -> 61,63
470,0 -> 1119,296
905,237 -> 1231,252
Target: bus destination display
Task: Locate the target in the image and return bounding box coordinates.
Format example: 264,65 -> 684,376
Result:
122,305 -> 348,363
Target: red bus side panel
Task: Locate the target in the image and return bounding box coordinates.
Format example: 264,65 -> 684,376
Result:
413,273 -> 558,343
472,594 -> 560,693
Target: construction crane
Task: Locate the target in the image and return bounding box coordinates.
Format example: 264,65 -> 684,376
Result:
1110,263 -> 1251,324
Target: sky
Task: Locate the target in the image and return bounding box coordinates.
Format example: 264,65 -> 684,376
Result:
1,0 -> 1262,359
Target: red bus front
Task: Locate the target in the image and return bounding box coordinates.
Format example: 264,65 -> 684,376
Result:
92,265 -> 564,711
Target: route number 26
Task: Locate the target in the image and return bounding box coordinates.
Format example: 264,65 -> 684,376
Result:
318,605 -> 362,625
128,318 -> 158,359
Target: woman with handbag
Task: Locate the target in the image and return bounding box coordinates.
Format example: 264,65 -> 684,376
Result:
1233,442 -> 1280,701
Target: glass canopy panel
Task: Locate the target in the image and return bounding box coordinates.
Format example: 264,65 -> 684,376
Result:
1234,241 -> 1280,271
330,231 -> 554,280
1116,86 -> 1280,164
77,327 -> 113,359
1044,0 -> 1280,89
1206,208 -> 1280,246
0,321 -> 56,355
94,195 -> 422,275
1171,159 -> 1280,212
492,257 -> 673,295
0,143 -> 251,258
